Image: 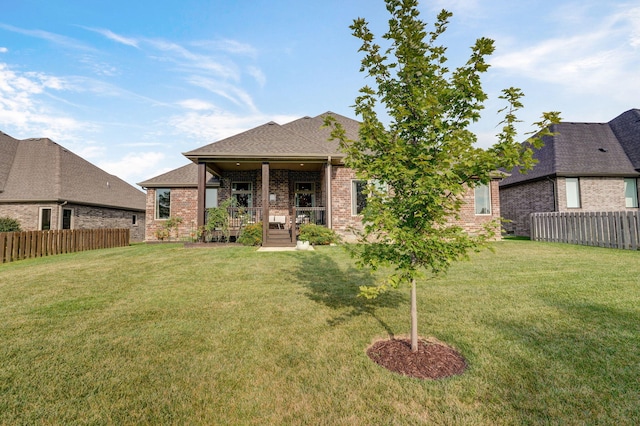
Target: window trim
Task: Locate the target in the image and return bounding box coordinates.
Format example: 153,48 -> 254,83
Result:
295,182 -> 316,208
624,178 -> 639,208
61,207 -> 73,230
155,188 -> 171,220
565,178 -> 581,209
474,184 -> 492,215
39,207 -> 52,230
351,180 -> 367,216
231,181 -> 253,208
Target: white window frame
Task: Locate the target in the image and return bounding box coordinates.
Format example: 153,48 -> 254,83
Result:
474,184 -> 491,215
39,207 -> 52,230
206,188 -> 218,209
155,188 -> 171,220
352,180 -> 368,216
624,178 -> 639,208
565,178 -> 581,209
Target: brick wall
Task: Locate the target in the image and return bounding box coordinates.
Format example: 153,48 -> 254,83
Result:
456,179 -> 502,238
330,166 -> 362,241
501,176 -> 639,237
500,179 -> 556,236
0,202 -> 145,241
145,187 -> 199,241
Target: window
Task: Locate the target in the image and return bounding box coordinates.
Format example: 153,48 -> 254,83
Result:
132,214 -> 137,225
565,178 -> 581,208
206,188 -> 218,209
156,188 -> 171,219
232,182 -> 252,207
40,208 -> 52,230
624,178 -> 638,208
352,180 -> 368,215
62,208 -> 72,229
474,184 -> 491,215
295,182 -> 315,207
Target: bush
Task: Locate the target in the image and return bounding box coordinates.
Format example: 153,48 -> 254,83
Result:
238,222 -> 263,246
298,224 -> 339,245
0,216 -> 22,232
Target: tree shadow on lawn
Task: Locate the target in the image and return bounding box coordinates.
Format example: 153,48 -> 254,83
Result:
294,250 -> 406,338
488,298 -> 639,421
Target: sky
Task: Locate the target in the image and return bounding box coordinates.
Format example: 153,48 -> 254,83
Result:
1,0 -> 639,189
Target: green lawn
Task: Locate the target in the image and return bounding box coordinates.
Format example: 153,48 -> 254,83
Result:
1,241 -> 638,425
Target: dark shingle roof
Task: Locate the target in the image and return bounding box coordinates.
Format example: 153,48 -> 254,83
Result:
500,109 -> 640,187
182,111 -> 360,160
137,163 -> 218,188
0,133 -> 145,211
609,108 -> 640,170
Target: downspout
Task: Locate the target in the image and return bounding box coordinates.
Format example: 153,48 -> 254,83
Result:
326,156 -> 332,230
546,176 -> 557,211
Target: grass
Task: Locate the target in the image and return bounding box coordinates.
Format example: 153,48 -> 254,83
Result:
0,241 -> 638,425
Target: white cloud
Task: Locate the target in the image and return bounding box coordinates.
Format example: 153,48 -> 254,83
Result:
0,47 -> 7,53
0,62 -> 88,139
247,66 -> 266,87
186,75 -> 258,112
98,151 -> 166,184
178,99 -> 216,111
0,23 -> 94,51
491,5 -> 640,99
82,26 -> 140,48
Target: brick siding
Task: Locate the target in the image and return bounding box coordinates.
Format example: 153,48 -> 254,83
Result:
0,202 -> 145,241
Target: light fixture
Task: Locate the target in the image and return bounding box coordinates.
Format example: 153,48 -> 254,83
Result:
236,162 -> 241,166
300,163 -> 304,167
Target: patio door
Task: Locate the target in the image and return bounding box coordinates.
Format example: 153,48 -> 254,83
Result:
295,182 -> 315,207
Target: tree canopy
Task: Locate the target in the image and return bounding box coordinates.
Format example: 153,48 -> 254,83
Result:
325,0 -> 560,350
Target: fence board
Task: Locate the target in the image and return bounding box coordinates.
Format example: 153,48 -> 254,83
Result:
531,211 -> 640,250
0,228 -> 130,264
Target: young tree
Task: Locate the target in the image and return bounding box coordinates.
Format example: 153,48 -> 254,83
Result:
325,0 -> 560,352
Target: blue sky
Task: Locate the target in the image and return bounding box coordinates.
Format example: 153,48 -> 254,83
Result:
1,0 -> 638,188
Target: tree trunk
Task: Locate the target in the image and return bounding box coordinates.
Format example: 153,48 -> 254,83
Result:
410,278 -> 418,352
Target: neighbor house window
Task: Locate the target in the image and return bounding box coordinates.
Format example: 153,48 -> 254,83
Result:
352,180 -> 368,215
62,208 -> 73,230
231,182 -> 252,207
624,178 -> 638,208
565,178 -> 581,208
39,207 -> 52,230
474,184 -> 491,215
132,214 -> 137,225
156,188 -> 171,219
295,182 -> 315,207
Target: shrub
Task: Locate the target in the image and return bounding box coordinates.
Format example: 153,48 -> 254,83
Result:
0,216 -> 22,232
238,222 -> 263,246
298,224 -> 339,245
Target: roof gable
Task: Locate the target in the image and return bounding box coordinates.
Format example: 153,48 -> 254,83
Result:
609,108 -> 640,170
501,110 -> 640,187
0,134 -> 145,210
137,163 -> 218,188
183,112 -> 360,160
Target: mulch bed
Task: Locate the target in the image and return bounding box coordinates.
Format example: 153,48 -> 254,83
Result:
367,338 -> 467,380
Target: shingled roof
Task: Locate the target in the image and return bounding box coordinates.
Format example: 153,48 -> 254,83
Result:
137,163 -> 219,188
500,109 -> 640,188
0,131 -> 145,211
182,112 -> 360,160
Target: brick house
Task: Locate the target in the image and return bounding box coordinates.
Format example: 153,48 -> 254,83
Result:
500,109 -> 640,237
138,112 -> 502,245
0,131 -> 146,241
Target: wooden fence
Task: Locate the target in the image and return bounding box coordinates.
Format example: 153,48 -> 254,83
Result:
0,228 -> 130,264
531,211 -> 640,250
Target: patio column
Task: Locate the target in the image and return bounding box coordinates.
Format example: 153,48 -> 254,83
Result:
197,162 -> 206,229
262,162 -> 269,245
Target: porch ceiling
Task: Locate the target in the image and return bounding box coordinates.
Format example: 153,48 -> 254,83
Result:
205,160 -> 328,174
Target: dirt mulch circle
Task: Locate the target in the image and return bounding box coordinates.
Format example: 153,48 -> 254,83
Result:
367,338 -> 467,380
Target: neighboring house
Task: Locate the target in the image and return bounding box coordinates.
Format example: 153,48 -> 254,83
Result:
500,109 -> 640,237
0,131 -> 146,241
138,112 -> 502,246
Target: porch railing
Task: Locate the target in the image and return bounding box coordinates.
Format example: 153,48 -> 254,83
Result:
228,207 -> 263,228
292,207 -> 326,227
